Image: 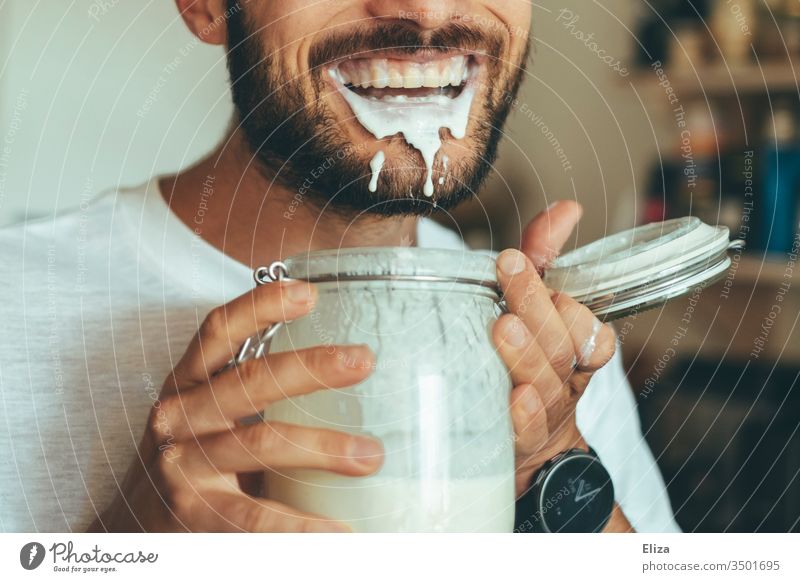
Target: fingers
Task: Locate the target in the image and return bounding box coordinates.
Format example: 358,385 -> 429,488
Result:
172,281 -> 318,386
156,344 -> 375,441
174,491 -> 351,533
178,422 -> 384,477
494,313 -> 579,436
496,249 -> 575,378
493,313 -> 562,403
509,384 -> 549,458
520,200 -> 583,271
551,293 -> 616,374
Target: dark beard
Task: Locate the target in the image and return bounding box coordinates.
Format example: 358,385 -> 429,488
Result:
224,2 -> 527,217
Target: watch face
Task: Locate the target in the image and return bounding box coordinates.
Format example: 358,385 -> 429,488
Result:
537,454 -> 615,533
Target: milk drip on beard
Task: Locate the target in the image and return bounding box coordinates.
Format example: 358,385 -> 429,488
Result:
329,68 -> 476,197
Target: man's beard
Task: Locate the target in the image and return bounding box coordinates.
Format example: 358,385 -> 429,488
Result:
225,5 -> 528,217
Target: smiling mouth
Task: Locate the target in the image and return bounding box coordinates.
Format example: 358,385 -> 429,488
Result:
332,54 -> 476,100
326,53 -> 481,197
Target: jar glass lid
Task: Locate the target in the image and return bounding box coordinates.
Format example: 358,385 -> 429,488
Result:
543,217 -> 744,320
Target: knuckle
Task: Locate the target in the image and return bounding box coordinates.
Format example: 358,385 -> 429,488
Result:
148,396 -> 180,442
153,445 -> 185,490
303,346 -> 333,372
199,306 -> 227,341
238,503 -> 273,533
512,279 -> 543,316
551,348 -> 578,372
244,422 -> 281,455
238,358 -> 267,387
146,407 -> 164,439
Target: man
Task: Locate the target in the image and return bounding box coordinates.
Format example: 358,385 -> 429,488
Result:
0,0 -> 679,532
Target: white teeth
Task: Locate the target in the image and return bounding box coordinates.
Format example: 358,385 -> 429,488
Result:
422,68 -> 440,88
370,61 -> 388,89
404,65 -> 423,88
388,68 -> 404,88
337,55 -> 468,91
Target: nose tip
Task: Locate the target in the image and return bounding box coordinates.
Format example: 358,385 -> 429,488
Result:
365,1 -> 459,30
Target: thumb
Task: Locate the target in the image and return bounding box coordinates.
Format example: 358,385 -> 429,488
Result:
520,200 -> 583,272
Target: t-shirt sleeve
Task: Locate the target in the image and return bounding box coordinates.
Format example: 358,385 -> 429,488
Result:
577,343 -> 682,533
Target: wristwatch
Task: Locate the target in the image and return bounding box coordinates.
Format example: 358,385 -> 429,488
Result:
514,447 -> 615,533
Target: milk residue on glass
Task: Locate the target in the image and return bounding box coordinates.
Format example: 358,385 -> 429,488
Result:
329,64 -> 476,197
578,318 -> 603,368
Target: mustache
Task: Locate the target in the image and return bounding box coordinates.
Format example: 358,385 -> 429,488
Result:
308,21 -> 506,70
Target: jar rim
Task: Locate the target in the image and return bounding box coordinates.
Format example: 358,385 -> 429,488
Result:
264,247 -> 499,288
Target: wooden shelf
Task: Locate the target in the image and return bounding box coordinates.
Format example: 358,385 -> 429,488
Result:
632,61 -> 800,96
617,252 -> 799,364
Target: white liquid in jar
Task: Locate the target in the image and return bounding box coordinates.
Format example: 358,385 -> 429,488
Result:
268,472 -> 515,533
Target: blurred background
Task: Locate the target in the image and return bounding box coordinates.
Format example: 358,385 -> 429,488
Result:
0,0 -> 798,531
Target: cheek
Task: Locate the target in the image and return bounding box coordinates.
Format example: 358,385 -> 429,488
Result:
489,1 -> 532,58
248,1 -> 319,76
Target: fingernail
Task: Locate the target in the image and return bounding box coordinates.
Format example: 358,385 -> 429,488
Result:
285,282 -> 315,304
350,436 -> 384,467
531,249 -> 557,269
546,201 -> 560,211
519,387 -> 540,416
340,345 -> 374,369
505,317 -> 529,348
530,253 -> 548,269
498,250 -> 527,276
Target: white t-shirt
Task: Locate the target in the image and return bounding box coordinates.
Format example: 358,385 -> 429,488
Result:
0,178 -> 680,533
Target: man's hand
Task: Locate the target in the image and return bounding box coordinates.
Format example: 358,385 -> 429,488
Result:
89,281 -> 383,532
494,201 -> 617,495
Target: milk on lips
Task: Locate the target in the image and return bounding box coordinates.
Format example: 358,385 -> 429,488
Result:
329,54 -> 477,197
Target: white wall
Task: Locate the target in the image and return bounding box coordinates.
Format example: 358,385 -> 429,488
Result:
0,0 -> 233,225
486,1 -> 657,245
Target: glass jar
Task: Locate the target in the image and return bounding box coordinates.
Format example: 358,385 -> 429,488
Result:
241,247 -> 515,533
